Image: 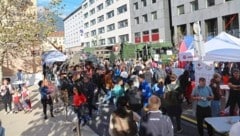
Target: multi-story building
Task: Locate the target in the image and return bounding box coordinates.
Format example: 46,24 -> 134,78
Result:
130,0 -> 171,44
64,6 -> 84,53
171,0 -> 240,41
42,31 -> 65,52
81,0 -> 132,47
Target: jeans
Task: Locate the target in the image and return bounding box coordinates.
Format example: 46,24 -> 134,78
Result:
196,106 -> 213,136
211,100 -> 220,117
103,90 -> 112,103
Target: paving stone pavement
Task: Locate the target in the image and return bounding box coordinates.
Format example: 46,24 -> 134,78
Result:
0,85 -> 99,136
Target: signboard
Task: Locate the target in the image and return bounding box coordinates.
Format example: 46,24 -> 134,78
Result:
194,61 -> 214,86
153,54 -> 159,61
166,50 -> 173,55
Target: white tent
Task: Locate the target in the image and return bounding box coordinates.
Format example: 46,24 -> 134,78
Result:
179,32 -> 240,62
42,50 -> 67,63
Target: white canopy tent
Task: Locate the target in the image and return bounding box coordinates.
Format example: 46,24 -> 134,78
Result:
42,50 -> 68,63
179,32 -> 240,62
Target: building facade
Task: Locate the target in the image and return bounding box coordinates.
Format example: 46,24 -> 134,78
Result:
42,31 -> 65,52
171,0 -> 240,41
130,0 -> 171,44
64,6 -> 84,52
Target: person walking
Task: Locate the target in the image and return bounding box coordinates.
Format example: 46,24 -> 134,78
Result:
38,79 -> 54,119
228,69 -> 240,116
138,74 -> 152,106
191,77 -> 214,136
139,95 -> 173,136
0,78 -> 13,114
109,96 -> 140,136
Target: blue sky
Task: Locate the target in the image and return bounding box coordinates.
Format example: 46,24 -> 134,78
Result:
37,0 -> 83,18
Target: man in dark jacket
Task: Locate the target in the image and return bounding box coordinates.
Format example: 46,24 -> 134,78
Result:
139,95 -> 173,136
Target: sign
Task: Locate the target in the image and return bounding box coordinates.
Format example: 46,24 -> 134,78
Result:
194,61 -> 214,86
166,50 -> 173,55
153,54 -> 159,61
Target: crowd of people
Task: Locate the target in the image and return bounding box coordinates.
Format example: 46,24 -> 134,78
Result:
2,58 -> 240,136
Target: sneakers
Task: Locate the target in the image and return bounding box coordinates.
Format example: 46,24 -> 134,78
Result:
176,128 -> 183,133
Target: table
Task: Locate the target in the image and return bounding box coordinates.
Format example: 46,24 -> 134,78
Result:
205,116 -> 240,134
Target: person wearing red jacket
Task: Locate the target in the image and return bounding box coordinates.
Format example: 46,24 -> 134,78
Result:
72,85 -> 87,132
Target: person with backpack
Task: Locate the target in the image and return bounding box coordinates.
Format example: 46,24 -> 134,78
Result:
152,66 -> 167,84
109,96 -> 140,136
164,74 -> 183,134
138,74 -> 152,107
191,77 -> 214,136
126,79 -> 142,114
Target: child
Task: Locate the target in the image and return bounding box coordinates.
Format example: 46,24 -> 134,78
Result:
12,90 -> 23,113
22,84 -> 32,111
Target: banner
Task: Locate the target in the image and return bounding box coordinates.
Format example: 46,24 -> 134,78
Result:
194,61 -> 214,86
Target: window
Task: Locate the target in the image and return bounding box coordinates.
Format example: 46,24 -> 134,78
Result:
90,8 -> 95,15
118,19 -> 128,28
143,31 -> 149,35
89,0 -> 95,5
90,19 -> 96,26
84,12 -> 88,18
177,5 -> 184,15
151,11 -> 157,20
85,32 -> 89,38
191,0 -> 198,11
117,4 -> 127,14
91,30 -> 96,36
107,10 -> 114,19
106,0 -> 114,6
141,0 -> 147,7
97,15 -> 104,23
108,37 -> 116,44
142,14 -> 148,22
83,3 -> 88,9
135,32 -> 141,43
134,2 -> 138,10
225,0 -> 232,1
97,3 -> 104,11
107,23 -> 115,31
98,27 -> 105,34
86,42 -> 90,47
119,34 -> 129,42
99,39 -> 105,45
207,0 -> 215,7
135,17 -> 139,24
84,22 -> 89,28
152,0 -> 157,3
92,40 -> 97,46
152,29 -> 159,33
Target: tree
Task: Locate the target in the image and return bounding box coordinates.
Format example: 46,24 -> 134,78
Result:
0,0 -> 63,83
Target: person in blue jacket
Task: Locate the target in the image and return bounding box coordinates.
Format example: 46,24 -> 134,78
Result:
138,74 -> 152,106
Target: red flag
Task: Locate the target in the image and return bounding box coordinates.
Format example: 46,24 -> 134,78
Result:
178,41 -> 188,68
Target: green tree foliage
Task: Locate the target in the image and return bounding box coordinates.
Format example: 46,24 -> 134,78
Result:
0,0 -> 63,83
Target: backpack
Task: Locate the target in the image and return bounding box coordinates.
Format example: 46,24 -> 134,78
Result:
165,84 -> 183,106
126,87 -> 143,111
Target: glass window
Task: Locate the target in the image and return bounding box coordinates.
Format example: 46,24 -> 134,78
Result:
207,0 -> 215,7
177,5 -> 184,15
84,22 -> 89,28
143,31 -> 149,35
90,8 -> 95,15
90,19 -> 96,26
85,32 -> 89,38
86,42 -> 90,47
107,23 -> 115,31
107,10 -> 114,19
91,30 -> 97,36
84,12 -> 88,18
135,32 -> 141,37
151,11 -> 157,20
141,0 -> 147,7
83,3 -> 88,9
135,17 -> 139,24
89,0 -> 95,5
99,39 -> 106,45
98,27 -> 105,34
152,29 -> 159,33
142,14 -> 148,22
118,19 -> 128,29
117,4 -> 127,14
97,15 -> 104,23
191,0 -> 198,11
119,34 -> 129,42
134,2 -> 138,10
97,3 -> 104,11
108,37 -> 116,44
152,0 -> 157,3
106,0 -> 114,6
